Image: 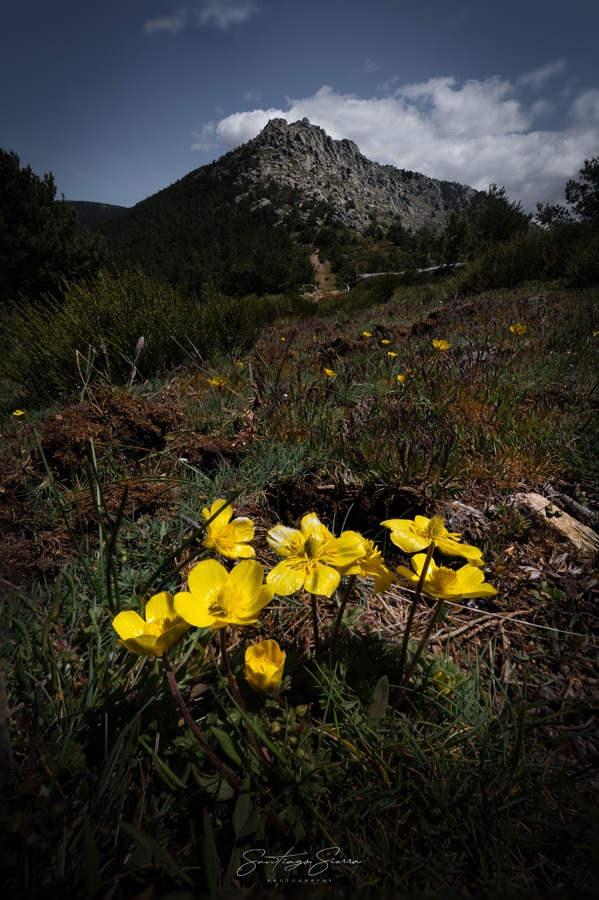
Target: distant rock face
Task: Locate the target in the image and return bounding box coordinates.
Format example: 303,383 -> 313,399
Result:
233,117 -> 481,232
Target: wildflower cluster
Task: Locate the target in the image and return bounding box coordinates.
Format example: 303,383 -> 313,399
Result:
113,501 -> 495,697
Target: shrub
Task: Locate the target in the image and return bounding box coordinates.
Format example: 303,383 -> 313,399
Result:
0,269 -> 281,405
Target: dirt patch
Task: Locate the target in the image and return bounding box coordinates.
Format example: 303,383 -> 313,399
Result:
37,392 -> 181,481
263,478 -> 426,537
0,389 -> 252,586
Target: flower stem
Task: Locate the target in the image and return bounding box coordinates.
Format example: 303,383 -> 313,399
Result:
310,593 -> 321,661
400,595 -> 445,687
392,540 -> 435,707
219,629 -> 271,768
329,574 -> 357,654
161,651 -> 240,791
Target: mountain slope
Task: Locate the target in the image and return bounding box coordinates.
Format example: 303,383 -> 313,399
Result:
67,200 -> 128,231
237,117 -> 481,232
97,118 -> 483,294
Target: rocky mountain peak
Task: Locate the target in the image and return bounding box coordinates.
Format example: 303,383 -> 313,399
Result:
234,117 -> 481,232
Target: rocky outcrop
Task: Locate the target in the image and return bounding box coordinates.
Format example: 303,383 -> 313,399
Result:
233,118 -> 481,232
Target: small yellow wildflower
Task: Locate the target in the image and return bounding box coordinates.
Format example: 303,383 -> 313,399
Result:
387,351 -> 397,358
244,640 -> 286,693
12,410 -> 25,416
380,339 -> 391,345
509,323 -> 527,335
266,512 -> 365,598
396,554 -> 496,600
323,367 -> 337,378
202,499 -> 255,559
362,331 -> 372,338
174,559 -> 274,631
396,374 -> 406,384
432,339 -> 451,351
381,515 -> 484,565
207,376 -> 228,387
112,592 -> 190,656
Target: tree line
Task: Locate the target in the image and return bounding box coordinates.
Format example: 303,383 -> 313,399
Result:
1,146 -> 598,311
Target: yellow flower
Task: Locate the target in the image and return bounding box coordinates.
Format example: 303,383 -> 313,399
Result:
432,339 -> 451,351
112,592 -> 190,656
380,338 -> 391,345
207,375 -> 228,387
396,374 -> 406,384
362,331 -> 372,337
202,499 -> 255,559
381,515 -> 484,566
396,553 -> 497,600
236,360 -> 246,368
387,351 -> 397,358
509,323 -> 527,335
244,640 -> 286,693
12,409 -> 25,416
339,537 -> 394,593
323,367 -> 337,378
174,559 -> 274,631
266,512 -> 366,598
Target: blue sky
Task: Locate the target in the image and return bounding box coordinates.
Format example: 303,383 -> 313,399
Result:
2,0 -> 598,212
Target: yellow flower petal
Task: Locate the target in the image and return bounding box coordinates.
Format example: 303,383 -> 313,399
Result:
188,558 -> 228,596
304,563 -> 340,597
267,558 -> 307,596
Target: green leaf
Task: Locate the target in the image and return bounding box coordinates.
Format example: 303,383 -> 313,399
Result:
232,776 -> 258,841
139,736 -> 189,790
201,809 -> 220,897
82,816 -> 101,897
121,821 -> 193,885
367,674 -> 389,720
210,725 -> 242,765
192,770 -> 235,801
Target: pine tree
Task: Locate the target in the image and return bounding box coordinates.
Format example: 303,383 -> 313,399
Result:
0,149 -> 105,306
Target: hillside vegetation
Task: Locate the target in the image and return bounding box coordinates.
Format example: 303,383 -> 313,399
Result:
0,150 -> 598,899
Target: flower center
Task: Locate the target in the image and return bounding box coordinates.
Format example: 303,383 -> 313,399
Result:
304,535 -> 326,559
426,516 -> 447,539
429,567 -> 458,591
146,617 -> 174,636
208,584 -> 245,618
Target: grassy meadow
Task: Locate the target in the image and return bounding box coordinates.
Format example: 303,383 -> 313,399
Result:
1,272 -> 598,899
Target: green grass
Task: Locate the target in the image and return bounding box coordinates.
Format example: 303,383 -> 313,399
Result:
1,276 -> 598,898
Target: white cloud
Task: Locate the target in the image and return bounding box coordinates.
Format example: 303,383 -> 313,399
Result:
194,0 -> 259,29
144,9 -> 188,34
193,77 -> 599,210
519,59 -> 567,90
145,1 -> 259,34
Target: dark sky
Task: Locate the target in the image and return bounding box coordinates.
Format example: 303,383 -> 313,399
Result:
2,0 -> 597,209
